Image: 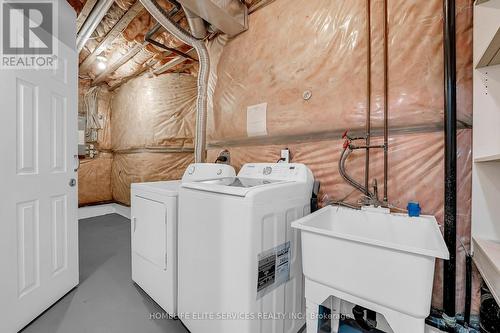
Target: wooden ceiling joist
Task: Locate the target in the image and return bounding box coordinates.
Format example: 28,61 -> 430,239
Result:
93,42 -> 146,84
92,10 -> 186,85
80,1 -> 145,74
109,58 -> 160,90
76,0 -> 99,33
153,48 -> 196,75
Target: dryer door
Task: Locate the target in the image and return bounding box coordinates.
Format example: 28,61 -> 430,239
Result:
132,195 -> 168,270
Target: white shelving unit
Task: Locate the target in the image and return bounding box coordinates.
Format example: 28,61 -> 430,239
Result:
472,0 -> 500,305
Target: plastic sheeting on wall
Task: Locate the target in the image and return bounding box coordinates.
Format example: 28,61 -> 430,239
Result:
97,87 -> 113,150
78,73 -> 197,206
78,81 -> 112,150
111,74 -> 197,150
207,0 -> 473,143
207,128 -> 474,312
111,152 -> 194,205
78,153 -> 113,206
77,84 -> 113,205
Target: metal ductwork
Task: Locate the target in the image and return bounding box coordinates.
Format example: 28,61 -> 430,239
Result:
177,0 -> 248,37
183,6 -> 208,39
139,0 -> 248,162
77,0 -> 115,52
140,0 -> 210,163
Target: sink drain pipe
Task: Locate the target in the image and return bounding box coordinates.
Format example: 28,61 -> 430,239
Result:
139,0 -> 210,163
443,0 -> 457,319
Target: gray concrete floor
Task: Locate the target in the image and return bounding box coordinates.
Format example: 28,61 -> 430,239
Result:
21,214 -> 188,333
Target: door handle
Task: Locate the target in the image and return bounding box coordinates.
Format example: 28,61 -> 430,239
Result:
69,178 -> 77,187
73,155 -> 80,172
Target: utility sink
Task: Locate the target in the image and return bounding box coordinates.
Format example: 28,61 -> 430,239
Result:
292,205 -> 449,333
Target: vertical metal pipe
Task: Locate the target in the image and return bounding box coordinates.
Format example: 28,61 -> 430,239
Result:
140,0 -> 210,163
365,0 -> 372,195
443,0 -> 457,317
76,0 -> 115,52
383,0 -> 389,202
464,254 -> 472,324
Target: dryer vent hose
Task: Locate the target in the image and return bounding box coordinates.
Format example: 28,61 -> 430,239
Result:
140,0 -> 210,163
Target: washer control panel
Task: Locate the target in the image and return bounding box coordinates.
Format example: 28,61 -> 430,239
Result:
182,163 -> 236,182
238,163 -> 310,182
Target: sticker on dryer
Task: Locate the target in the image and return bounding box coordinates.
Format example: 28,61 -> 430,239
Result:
257,241 -> 291,299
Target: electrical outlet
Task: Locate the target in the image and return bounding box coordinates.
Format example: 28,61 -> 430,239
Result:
218,150 -> 231,165
280,148 -> 290,163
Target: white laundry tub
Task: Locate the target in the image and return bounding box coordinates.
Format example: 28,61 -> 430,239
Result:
292,206 -> 449,333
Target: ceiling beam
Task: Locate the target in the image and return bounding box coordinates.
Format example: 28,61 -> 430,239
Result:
76,0 -> 98,33
92,10 -> 186,85
153,48 -> 196,75
92,41 -> 146,84
80,1 -> 145,74
109,57 -> 160,90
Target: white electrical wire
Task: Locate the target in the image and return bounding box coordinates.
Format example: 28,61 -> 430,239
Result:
83,86 -> 101,142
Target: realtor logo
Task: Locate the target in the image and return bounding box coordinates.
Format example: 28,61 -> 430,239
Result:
1,0 -> 57,69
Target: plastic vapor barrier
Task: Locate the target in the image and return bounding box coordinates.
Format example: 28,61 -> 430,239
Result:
111,152 -> 194,205
78,83 -> 114,206
97,87 -> 113,150
111,74 -> 197,150
78,153 -> 113,206
78,73 -> 197,206
208,0 -> 472,143
109,73 -> 197,205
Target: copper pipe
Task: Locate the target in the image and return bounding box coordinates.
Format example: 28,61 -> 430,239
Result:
365,0 -> 372,196
383,0 -> 389,203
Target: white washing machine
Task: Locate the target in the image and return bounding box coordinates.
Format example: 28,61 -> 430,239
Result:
130,163 -> 235,315
178,163 -> 314,333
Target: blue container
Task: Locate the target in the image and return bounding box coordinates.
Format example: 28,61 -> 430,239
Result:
407,201 -> 421,217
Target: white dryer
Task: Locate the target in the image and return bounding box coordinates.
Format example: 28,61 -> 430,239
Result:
130,163 -> 235,315
178,163 -> 314,333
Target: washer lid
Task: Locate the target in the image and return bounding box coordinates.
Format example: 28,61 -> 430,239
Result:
132,180 -> 181,196
181,177 -> 291,197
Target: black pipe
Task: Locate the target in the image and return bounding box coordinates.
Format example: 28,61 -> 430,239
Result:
464,253 -> 472,324
443,0 -> 457,318
144,6 -> 198,62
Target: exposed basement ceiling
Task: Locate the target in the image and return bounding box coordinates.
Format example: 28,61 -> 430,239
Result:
68,0 -> 269,89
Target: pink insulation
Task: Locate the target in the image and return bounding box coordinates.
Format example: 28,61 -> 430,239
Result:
111,74 -> 197,150
82,3 -> 128,57
77,84 -> 114,206
111,152 -> 194,205
78,153 -> 113,206
109,74 -> 197,205
208,0 -> 472,143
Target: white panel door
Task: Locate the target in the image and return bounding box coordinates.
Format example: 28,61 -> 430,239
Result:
0,7 -> 79,333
